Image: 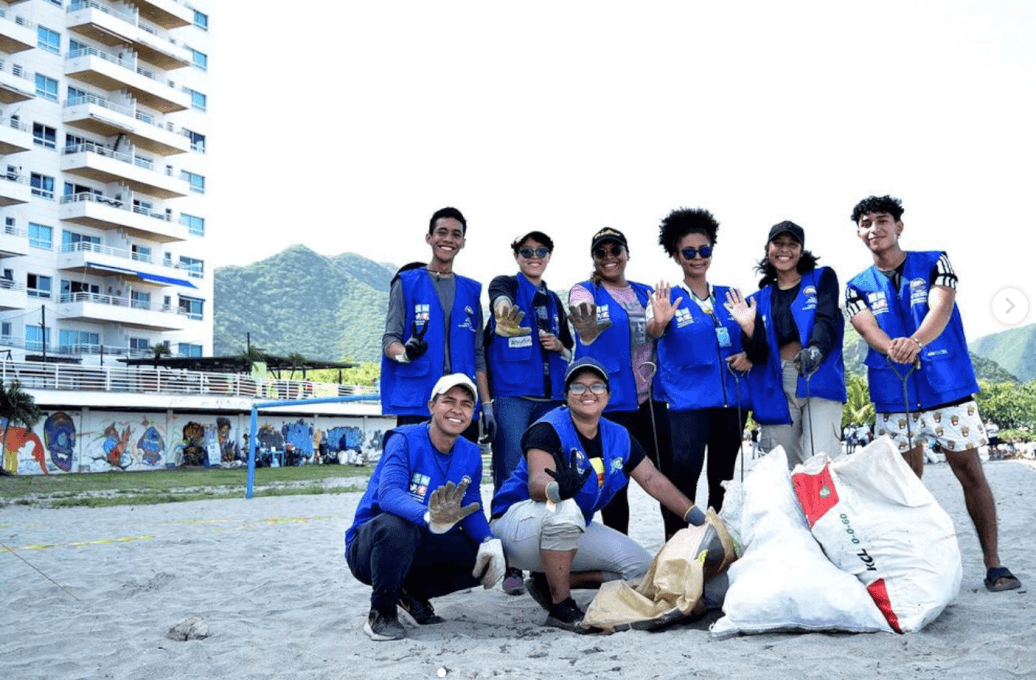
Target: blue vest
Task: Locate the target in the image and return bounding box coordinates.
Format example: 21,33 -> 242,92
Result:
572,280 -> 663,412
490,407 -> 632,525
656,284 -> 751,412
380,269 -> 482,416
747,268 -> 847,425
486,273 -> 567,399
847,251 -> 978,413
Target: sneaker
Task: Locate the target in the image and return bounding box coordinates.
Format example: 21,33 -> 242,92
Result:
398,589 -> 444,625
544,597 -> 586,633
363,608 -> 405,641
524,572 -> 552,612
502,567 -> 526,596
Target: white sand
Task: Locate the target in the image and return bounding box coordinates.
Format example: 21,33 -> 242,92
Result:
1,456 -> 1031,680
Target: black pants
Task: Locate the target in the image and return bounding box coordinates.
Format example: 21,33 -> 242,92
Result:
668,407 -> 744,536
599,400 -> 673,536
346,513 -> 482,612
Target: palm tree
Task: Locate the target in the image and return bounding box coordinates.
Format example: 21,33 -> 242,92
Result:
151,342 -> 171,369
0,381 -> 42,475
842,374 -> 875,429
285,352 -> 307,380
239,346 -> 268,373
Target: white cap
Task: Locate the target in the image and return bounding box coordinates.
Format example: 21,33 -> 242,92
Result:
430,373 -> 477,402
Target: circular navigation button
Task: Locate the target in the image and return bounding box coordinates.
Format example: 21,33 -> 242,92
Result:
991,288 -> 1028,326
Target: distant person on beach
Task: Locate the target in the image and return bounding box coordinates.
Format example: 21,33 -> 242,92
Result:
490,358 -> 707,632
844,194 -> 1021,593
345,374 -> 505,641
484,230 -> 574,595
380,207 -> 495,444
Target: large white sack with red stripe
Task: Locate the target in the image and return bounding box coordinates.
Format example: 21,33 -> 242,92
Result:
790,436 -> 961,632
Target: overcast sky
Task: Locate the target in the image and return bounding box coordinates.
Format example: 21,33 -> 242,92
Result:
209,1 -> 1035,342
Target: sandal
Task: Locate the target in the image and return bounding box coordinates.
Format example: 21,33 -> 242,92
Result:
984,566 -> 1022,592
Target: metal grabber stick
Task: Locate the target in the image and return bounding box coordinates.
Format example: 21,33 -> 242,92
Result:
637,361 -> 662,467
885,355 -> 921,455
726,362 -> 748,482
800,360 -> 820,461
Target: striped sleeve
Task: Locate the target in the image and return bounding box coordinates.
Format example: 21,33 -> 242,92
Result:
932,251 -> 957,290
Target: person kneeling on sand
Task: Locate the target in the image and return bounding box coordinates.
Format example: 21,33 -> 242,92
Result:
345,374 -> 506,641
489,357 -> 708,632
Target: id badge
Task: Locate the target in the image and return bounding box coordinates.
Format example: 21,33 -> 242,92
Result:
715,326 -> 732,348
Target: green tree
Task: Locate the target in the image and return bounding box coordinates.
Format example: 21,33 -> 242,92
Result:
285,352 -> 307,380
239,346 -> 269,374
976,379 -> 1036,429
842,373 -> 875,428
151,342 -> 171,368
0,381 -> 43,476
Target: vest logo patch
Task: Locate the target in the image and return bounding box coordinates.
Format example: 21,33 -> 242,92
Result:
414,304 -> 430,323
802,285 -> 818,310
408,472 -> 431,502
867,291 -> 889,314
909,278 -> 928,306
675,307 -> 694,327
508,335 -> 533,348
596,304 -> 611,324
458,305 -> 477,333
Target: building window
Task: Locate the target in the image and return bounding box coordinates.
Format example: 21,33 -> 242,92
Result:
179,342 -> 203,357
189,48 -> 208,71
35,74 -> 58,101
60,330 -> 100,351
27,274 -> 52,299
178,296 -> 204,320
67,86 -> 87,105
62,230 -> 102,251
129,337 -> 150,352
132,244 -> 152,263
180,213 -> 205,236
33,123 -> 56,149
1,322 -> 10,340
183,129 -> 206,153
131,291 -> 151,309
38,26 -> 61,54
194,11 -> 208,31
31,173 -> 55,199
181,170 -> 205,194
26,326 -> 51,352
28,223 -> 53,250
186,88 -> 207,112
179,256 -> 204,279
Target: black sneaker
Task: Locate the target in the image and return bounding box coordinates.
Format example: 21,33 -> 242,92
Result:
398,589 -> 444,625
502,567 -> 526,596
544,597 -> 586,633
363,608 -> 405,641
524,572 -> 552,612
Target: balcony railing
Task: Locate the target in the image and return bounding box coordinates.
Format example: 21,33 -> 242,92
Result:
63,141 -> 180,178
67,2 -> 187,58
59,290 -> 181,315
61,191 -> 177,224
66,45 -> 182,93
1,359 -> 378,400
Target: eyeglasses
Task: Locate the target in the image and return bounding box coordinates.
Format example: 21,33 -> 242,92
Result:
568,382 -> 608,395
519,247 -> 551,259
680,245 -> 714,259
593,244 -> 625,259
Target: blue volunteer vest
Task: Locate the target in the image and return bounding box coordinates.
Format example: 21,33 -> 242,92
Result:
380,268 -> 482,416
572,280 -> 663,412
847,251 -> 978,413
747,268 -> 847,425
656,284 -> 751,412
490,406 -> 632,525
486,273 -> 567,399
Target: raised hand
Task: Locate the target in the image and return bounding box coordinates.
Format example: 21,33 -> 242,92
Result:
650,281 -> 683,327
427,477 -> 480,534
568,302 -> 612,343
544,448 -> 593,502
494,303 -> 531,338
403,320 -> 429,361
724,288 -> 757,335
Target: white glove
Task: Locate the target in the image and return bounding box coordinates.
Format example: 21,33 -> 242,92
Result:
472,538 -> 506,589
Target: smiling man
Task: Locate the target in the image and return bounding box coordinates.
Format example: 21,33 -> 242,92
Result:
380,207 -> 495,444
844,194 -> 1021,594
345,374 -> 506,641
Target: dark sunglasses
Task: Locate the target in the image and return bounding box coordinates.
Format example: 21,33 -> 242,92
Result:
681,245 -> 714,259
519,247 -> 551,259
593,244 -> 625,259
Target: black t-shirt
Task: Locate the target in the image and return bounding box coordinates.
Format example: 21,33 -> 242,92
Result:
744,267 -> 840,363
520,420 -> 646,477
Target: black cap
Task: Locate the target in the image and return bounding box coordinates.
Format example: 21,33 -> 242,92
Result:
564,357 -> 610,390
512,231 -> 554,253
590,227 -> 628,254
767,221 -> 805,247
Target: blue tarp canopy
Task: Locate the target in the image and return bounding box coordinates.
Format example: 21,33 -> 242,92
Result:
85,261 -> 197,288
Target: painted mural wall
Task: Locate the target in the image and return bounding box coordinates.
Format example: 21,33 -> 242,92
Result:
1,410 -> 395,476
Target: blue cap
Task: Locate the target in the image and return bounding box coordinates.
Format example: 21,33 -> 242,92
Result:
564,357 -> 609,390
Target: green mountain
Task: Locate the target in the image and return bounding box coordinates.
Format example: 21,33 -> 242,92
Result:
213,246 -> 396,362
969,322 -> 1036,382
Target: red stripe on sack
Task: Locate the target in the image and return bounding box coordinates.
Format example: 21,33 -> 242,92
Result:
791,462 -> 840,527
867,578 -> 901,633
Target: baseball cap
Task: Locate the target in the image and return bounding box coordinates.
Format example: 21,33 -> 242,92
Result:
767,221 -> 805,247
590,227 -> 628,254
512,230 -> 554,253
564,357 -> 610,390
430,373 -> 477,402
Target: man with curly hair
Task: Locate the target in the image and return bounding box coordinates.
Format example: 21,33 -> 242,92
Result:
844,194 -> 1021,593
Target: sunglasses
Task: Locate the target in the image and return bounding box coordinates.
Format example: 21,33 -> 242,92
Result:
519,247 -> 551,259
568,382 -> 608,395
593,244 -> 625,259
680,245 -> 714,259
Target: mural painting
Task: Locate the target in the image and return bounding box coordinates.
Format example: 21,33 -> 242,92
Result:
1,420 -> 47,475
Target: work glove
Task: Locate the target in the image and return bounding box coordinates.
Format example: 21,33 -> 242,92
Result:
795,345 -> 823,377
683,504 -> 707,526
494,304 -> 531,337
401,321 -> 428,361
568,302 -> 612,344
544,448 -> 593,502
480,401 -> 497,444
426,477 -> 479,533
472,538 -> 506,589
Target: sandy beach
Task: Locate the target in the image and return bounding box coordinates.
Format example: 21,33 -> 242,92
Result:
1,454 -> 1032,680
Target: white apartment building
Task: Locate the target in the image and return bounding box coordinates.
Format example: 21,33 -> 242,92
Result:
0,0 -> 212,365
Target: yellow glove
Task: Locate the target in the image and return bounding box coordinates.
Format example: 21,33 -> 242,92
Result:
494,304 -> 531,337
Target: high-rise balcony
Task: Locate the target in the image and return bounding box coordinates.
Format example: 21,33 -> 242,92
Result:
0,223 -> 28,257
66,1 -> 191,71
122,0 -> 193,30
0,170 -> 31,206
61,141 -> 190,199
0,278 -> 26,311
57,242 -> 200,291
59,192 -> 188,243
65,46 -> 190,114
58,291 -> 188,331
0,115 -> 31,155
0,60 -> 35,104
63,93 -> 190,156
0,8 -> 35,53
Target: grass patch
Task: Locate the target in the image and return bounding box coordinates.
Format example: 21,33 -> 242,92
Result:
0,465 -> 373,509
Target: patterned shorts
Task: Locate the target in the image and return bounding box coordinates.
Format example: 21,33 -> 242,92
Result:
875,400 -> 988,453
